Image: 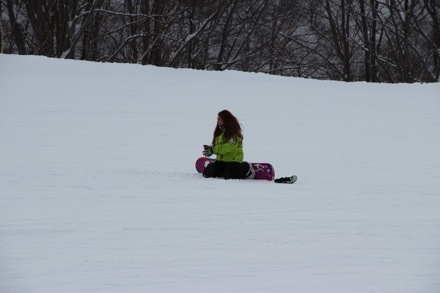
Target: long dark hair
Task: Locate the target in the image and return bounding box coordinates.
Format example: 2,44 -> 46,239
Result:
212,110 -> 243,145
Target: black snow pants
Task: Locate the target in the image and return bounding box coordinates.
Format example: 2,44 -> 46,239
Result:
203,161 -> 250,179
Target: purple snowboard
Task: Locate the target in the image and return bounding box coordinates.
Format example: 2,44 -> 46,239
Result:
195,157 -> 275,181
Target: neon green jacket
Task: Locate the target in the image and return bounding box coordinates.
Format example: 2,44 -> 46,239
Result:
213,131 -> 244,163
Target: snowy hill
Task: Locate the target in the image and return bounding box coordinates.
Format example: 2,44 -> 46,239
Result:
1,54 -> 439,293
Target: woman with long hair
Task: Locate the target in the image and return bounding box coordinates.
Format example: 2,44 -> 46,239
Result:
202,110 -> 253,179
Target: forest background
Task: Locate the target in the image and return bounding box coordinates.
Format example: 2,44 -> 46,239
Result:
1,0 -> 439,83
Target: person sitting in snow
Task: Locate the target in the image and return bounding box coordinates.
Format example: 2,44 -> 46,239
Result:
202,110 -> 253,180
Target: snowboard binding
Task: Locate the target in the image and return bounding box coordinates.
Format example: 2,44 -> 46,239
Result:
274,175 -> 297,184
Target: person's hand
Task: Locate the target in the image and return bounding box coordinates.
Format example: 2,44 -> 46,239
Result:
203,145 -> 214,157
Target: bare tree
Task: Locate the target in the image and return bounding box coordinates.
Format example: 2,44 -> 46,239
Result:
305,0 -> 357,81
3,0 -> 27,54
0,2 -> 4,53
420,0 -> 440,81
374,0 -> 432,82
1,0 -> 438,82
356,0 -> 380,82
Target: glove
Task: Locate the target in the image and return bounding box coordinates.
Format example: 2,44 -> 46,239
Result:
203,145 -> 214,157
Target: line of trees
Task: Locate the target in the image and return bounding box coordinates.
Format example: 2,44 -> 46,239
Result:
1,0 -> 439,82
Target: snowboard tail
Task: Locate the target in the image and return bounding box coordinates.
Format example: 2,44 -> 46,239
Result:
195,157 -> 275,181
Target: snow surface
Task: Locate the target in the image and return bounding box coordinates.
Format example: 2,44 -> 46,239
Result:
1,54 -> 440,293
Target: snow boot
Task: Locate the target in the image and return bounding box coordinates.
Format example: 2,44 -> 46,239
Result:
244,162 -> 255,179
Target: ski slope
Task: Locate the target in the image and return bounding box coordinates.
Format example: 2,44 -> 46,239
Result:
1,54 -> 440,293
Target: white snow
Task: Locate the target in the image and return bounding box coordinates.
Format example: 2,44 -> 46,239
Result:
1,54 -> 440,293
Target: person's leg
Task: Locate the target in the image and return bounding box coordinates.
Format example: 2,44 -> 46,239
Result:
203,161 -> 225,178
223,162 -> 239,179
224,162 -> 252,179
239,162 -> 255,179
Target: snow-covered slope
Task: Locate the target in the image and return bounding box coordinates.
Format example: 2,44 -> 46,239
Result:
1,54 -> 439,293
